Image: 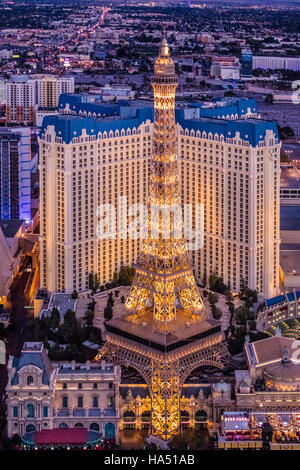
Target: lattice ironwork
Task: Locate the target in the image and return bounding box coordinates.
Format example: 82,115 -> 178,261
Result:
125,38 -> 204,335
96,39 -> 230,442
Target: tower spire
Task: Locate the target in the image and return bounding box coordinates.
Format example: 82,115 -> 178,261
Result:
124,40 -> 205,335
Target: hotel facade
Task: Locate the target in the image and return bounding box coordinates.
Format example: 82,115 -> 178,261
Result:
6,342 -> 120,442
39,99 -> 281,298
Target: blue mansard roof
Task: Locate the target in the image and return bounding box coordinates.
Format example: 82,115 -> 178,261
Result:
41,107 -> 153,144
176,109 -> 279,147
11,343 -> 54,386
190,98 -> 257,119
41,102 -> 279,147
58,93 -> 120,117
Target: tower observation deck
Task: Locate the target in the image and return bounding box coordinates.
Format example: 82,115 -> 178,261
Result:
97,39 -> 230,443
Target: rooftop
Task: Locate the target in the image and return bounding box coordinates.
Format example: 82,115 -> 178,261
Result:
41,101 -> 279,147
106,308 -> 221,351
280,167 -> 300,190
0,219 -> 24,238
280,206 -> 300,231
244,336 -> 298,368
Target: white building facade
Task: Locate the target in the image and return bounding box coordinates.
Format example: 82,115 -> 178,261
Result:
6,342 -> 120,442
39,107 -> 281,298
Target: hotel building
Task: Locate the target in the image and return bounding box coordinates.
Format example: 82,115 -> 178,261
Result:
39,99 -> 281,298
6,75 -> 74,125
0,127 -> 31,222
6,342 -> 120,442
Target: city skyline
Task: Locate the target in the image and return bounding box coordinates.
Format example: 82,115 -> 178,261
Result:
0,0 -> 300,455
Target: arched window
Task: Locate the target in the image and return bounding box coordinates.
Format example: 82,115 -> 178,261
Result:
195,410 -> 207,422
89,422 -> 100,431
58,423 -> 68,429
27,376 -> 33,386
181,410 -> 189,422
141,410 -> 151,422
26,404 -> 35,418
26,424 -> 35,433
105,422 -> 115,439
123,410 -> 135,422
74,423 -> 84,428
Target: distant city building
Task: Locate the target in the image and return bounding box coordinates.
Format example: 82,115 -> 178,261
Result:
5,75 -> 74,125
39,96 -> 281,298
6,342 -> 120,442
0,127 -> 31,222
185,98 -> 258,120
210,57 -> 240,80
241,49 -> 253,78
99,85 -> 135,102
5,76 -> 35,125
253,56 -> 300,72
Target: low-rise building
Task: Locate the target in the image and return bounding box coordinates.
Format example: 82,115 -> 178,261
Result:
6,342 -> 121,443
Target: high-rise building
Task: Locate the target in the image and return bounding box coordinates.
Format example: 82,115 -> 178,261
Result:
6,75 -> 74,124
39,84 -> 281,299
0,127 -> 31,222
5,76 -> 35,125
241,49 -> 253,78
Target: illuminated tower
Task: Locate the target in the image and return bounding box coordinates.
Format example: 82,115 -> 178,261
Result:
97,39 -> 229,444
125,38 -> 204,334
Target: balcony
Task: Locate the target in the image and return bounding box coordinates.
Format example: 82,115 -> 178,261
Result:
56,408 -> 71,417
88,408 -> 101,417
103,408 -> 116,417
73,408 -> 86,417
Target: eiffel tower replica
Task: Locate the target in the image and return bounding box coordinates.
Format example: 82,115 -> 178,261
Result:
97,38 -> 230,445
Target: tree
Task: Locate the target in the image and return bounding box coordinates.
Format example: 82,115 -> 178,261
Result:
71,290 -> 78,299
211,304 -> 222,320
49,307 -> 60,329
264,93 -> 274,105
169,428 -> 211,450
208,273 -> 226,293
63,309 -> 78,332
234,305 -> 251,324
208,292 -> 218,305
104,305 -> 113,321
224,288 -> 233,303
88,272 -> 99,293
277,125 -> 295,140
116,265 -> 136,286
85,309 -> 94,327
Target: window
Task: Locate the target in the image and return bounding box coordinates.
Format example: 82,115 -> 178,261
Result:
78,383 -> 82,389
63,383 -> 67,389
13,406 -> 18,418
109,382 -> 113,389
92,396 -> 98,408
27,376 -> 33,386
43,406 -> 48,418
93,383 -> 97,389
108,396 -> 114,408
77,396 -> 83,408
62,396 -> 68,408
26,404 -> 35,418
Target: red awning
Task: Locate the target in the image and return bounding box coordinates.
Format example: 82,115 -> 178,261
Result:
35,428 -> 88,445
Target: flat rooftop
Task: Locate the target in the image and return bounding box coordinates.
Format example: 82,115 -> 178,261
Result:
280,206 -> 300,231
280,248 -> 300,276
280,167 -> 300,189
106,307 -> 221,352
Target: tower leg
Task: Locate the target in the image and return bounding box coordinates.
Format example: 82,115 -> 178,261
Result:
151,357 -> 180,441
